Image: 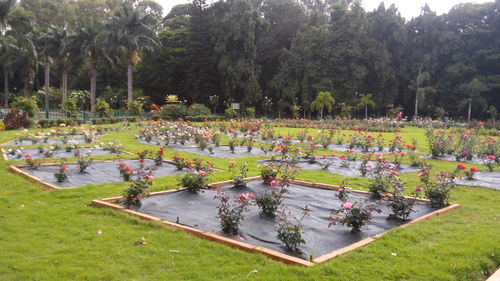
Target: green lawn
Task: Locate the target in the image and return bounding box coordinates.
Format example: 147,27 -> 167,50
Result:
0,124 -> 498,280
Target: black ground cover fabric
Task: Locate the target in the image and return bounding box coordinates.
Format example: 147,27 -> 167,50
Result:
137,180 -> 436,260
456,171 -> 500,190
5,147 -> 120,160
140,140 -> 270,158
20,159 -> 185,188
3,138 -> 87,146
260,158 -> 419,177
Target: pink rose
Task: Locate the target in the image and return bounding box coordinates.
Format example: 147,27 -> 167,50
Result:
197,170 -> 206,176
229,161 -> 236,165
415,186 -> 424,192
487,155 -> 496,161
342,202 -> 353,209
220,211 -> 225,216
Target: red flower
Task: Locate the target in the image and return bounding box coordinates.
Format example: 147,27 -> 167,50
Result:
487,155 -> 496,161
60,165 -> 67,171
457,163 -> 466,170
24,154 -> 32,159
470,167 -> 477,172
139,159 -> 145,163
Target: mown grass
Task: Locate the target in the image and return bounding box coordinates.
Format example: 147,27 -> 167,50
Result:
0,124 -> 498,281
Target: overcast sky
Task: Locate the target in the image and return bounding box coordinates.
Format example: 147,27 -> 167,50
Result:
157,0 -> 492,19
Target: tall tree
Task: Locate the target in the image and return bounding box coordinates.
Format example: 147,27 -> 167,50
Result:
70,20 -> 103,113
103,2 -> 160,103
357,93 -> 375,119
458,78 -> 488,122
311,91 -> 335,119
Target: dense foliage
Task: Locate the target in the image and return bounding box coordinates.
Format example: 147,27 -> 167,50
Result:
0,0 -> 498,121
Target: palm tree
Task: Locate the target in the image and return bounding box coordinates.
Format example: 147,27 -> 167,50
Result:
40,24 -> 73,102
102,2 -> 160,103
311,91 -> 335,119
357,93 -> 375,119
70,21 -> 103,113
410,62 -> 435,119
458,78 -> 488,122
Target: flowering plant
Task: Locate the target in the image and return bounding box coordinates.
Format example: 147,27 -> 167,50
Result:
117,162 -> 133,181
386,177 -> 415,221
228,136 -> 238,153
229,161 -> 249,187
276,206 -> 310,254
24,154 -> 38,169
54,164 -> 68,182
215,190 -> 254,235
77,156 -> 93,173
178,170 -> 210,193
137,149 -> 150,160
172,155 -> 189,170
418,165 -> 456,208
465,167 -> 477,180
327,201 -> 380,232
123,174 -> 154,208
154,147 -> 165,165
483,155 -> 496,171
260,163 -> 279,184
255,180 -> 286,216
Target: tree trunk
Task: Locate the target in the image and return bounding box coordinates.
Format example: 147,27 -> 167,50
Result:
24,80 -> 29,97
127,63 -> 133,103
365,104 -> 368,119
44,57 -> 50,111
90,64 -> 97,113
467,100 -> 472,123
320,108 -> 323,119
61,69 -> 68,101
4,70 -> 9,107
414,92 -> 418,119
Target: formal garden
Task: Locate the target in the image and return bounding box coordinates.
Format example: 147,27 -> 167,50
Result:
1,0 -> 499,280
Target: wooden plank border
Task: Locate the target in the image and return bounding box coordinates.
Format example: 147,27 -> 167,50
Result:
91,177 -> 460,267
486,267 -> 500,281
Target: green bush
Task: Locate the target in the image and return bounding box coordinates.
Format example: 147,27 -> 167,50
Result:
38,118 -> 84,128
161,104 -> 188,119
91,116 -> 136,125
60,97 -> 80,118
95,97 -> 113,118
23,118 -> 36,128
127,100 -> 144,116
246,107 -> 256,118
11,96 -> 39,117
187,103 -> 211,116
224,108 -> 237,119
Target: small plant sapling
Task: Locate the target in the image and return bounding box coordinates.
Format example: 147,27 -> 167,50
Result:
215,190 -> 254,235
24,154 -> 38,169
178,170 -> 210,193
276,206 -> 311,254
77,156 -> 93,173
54,164 -> 68,183
229,161 -> 249,187
154,147 -> 165,165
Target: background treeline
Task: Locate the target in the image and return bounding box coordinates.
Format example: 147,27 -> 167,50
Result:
1,0 -> 499,120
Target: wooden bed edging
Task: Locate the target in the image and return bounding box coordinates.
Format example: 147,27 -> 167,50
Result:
91,177 -> 460,267
486,267 -> 500,281
8,165 -> 61,191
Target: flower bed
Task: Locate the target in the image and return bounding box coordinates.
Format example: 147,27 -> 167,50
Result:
10,159 -> 185,190
261,157 -> 419,177
2,146 -> 123,160
2,138 -> 87,146
140,141 -> 270,158
91,179 -> 459,266
455,171 -> 500,190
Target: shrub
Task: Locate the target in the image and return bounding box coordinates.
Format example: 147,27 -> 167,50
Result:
4,110 -> 26,130
224,108 -> 237,118
228,161 -> 248,187
127,100 -> 144,116
260,164 -> 278,184
418,165 -> 455,208
23,118 -> 36,128
276,206 -> 310,254
117,162 -> 134,182
255,180 -> 286,216
77,156 -> 93,173
215,190 -> 254,235
162,104 -> 188,119
123,176 -> 154,208
95,97 -> 113,117
245,107 -> 256,118
60,97 -> 80,118
187,103 -> 211,116
327,201 -> 380,232
178,170 -> 210,193
54,164 -> 68,183
12,96 -> 39,117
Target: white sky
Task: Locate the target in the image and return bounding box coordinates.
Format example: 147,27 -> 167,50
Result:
157,0 -> 493,19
